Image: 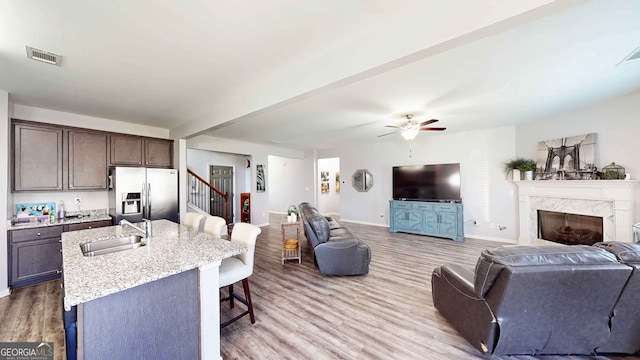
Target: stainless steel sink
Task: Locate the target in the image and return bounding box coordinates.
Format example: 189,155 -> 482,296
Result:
80,235 -> 145,256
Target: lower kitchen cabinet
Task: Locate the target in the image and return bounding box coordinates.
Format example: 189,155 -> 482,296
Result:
9,225 -> 63,288
8,220 -> 113,288
389,200 -> 464,242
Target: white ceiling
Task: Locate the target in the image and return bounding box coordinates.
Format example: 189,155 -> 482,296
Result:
1,0 -> 639,151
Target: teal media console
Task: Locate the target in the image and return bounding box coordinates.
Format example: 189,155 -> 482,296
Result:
389,200 -> 464,242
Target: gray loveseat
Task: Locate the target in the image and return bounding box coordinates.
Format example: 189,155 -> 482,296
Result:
432,243 -> 640,356
298,202 -> 371,276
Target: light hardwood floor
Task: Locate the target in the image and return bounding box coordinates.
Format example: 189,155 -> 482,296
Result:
0,214 -> 634,359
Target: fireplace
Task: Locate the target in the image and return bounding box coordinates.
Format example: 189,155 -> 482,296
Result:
538,210 -> 603,245
514,180 -> 639,246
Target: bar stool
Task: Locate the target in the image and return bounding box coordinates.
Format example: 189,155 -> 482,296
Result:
203,216 -> 227,239
184,212 -> 204,232
219,222 -> 261,327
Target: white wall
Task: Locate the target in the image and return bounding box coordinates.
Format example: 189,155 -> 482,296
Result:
1,90 -> 10,296
317,157 -> 340,215
268,155 -> 315,214
515,90 -> 640,220
319,126 -> 518,241
187,148 -> 248,222
13,105 -> 170,139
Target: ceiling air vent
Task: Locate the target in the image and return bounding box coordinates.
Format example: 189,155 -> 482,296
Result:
617,46 -> 640,66
25,45 -> 62,66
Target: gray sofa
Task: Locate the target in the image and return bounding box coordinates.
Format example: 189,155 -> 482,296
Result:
432,243 -> 640,356
298,202 -> 371,276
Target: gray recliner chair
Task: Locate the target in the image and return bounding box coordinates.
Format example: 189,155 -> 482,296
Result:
432,245 -> 632,356
593,241 -> 640,354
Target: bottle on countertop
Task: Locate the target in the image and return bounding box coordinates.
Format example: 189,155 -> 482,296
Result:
57,201 -> 66,220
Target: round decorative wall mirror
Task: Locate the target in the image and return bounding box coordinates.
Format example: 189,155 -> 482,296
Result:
352,169 -> 373,192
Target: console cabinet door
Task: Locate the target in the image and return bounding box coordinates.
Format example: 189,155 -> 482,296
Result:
110,134 -> 143,166
13,123 -> 64,191
438,212 -> 458,237
393,210 -> 423,232
144,138 -> 173,168
423,212 -> 439,233
69,130 -> 108,190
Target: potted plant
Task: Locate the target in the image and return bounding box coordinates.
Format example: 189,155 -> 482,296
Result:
504,158 -> 529,181
518,159 -> 537,180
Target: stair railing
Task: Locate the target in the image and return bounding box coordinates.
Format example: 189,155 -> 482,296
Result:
187,169 -> 230,224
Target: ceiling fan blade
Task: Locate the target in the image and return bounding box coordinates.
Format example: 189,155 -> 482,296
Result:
419,119 -> 439,127
420,127 -> 446,131
384,125 -> 402,129
377,131 -> 399,137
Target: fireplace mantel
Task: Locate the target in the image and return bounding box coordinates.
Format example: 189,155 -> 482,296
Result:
513,180 -> 639,246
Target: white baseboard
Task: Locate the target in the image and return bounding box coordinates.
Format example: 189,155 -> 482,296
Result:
0,287 -> 11,298
464,234 -> 517,244
339,219 -> 388,228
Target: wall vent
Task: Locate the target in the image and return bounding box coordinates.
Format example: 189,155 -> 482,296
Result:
25,45 -> 62,66
617,46 -> 640,66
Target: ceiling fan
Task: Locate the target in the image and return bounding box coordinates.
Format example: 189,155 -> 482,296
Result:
378,114 -> 446,140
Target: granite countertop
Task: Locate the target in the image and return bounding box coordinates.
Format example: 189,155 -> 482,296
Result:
7,209 -> 112,231
61,219 -> 246,311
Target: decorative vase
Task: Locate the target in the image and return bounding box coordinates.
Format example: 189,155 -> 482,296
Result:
524,170 -> 535,181
511,169 -> 521,181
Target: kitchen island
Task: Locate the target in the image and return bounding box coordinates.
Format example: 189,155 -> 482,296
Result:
61,219 -> 246,360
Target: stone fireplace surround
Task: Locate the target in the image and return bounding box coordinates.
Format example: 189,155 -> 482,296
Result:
514,180 -> 639,246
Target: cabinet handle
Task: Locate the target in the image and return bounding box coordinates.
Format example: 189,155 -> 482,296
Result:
36,232 -> 41,236
59,249 -> 63,253
56,270 -> 62,274
58,240 -> 62,243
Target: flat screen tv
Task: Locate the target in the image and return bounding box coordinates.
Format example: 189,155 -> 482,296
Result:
392,163 -> 461,202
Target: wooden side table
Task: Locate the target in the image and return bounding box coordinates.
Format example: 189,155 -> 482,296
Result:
281,220 -> 301,265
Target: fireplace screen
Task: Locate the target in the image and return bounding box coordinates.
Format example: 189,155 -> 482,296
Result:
537,210 -> 603,245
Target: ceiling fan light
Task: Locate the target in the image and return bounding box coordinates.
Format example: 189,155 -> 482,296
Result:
401,128 -> 419,140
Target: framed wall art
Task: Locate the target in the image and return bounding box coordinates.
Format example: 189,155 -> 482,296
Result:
256,164 -> 266,192
535,133 -> 596,180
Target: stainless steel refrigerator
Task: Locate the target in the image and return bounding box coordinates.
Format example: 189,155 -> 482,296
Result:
108,167 -> 179,224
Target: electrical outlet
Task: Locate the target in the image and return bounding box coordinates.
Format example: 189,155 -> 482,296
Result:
473,220 -> 479,227
498,225 -> 507,231
74,197 -> 82,205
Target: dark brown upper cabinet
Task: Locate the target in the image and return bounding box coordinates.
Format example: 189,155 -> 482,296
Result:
13,122 -> 64,191
68,130 -> 108,190
110,134 -> 144,166
144,137 -> 173,168
110,135 -> 173,168
12,119 -> 174,192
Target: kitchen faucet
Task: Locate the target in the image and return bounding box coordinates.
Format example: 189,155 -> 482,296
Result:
120,219 -> 152,238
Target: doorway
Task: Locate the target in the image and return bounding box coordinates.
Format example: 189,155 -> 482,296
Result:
210,165 -> 234,222
317,157 -> 340,217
